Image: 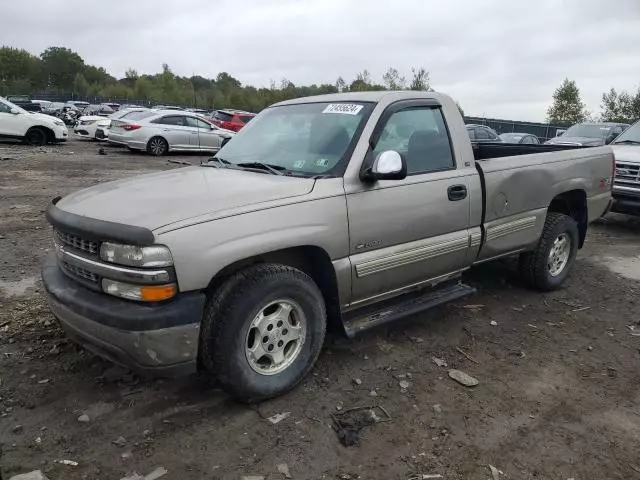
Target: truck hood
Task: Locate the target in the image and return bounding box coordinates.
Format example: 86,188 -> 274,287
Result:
546,136 -> 604,146
611,144 -> 640,163
56,166 -> 315,231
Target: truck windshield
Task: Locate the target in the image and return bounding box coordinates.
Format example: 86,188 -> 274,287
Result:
211,101 -> 373,176
564,124 -> 612,139
613,121 -> 640,144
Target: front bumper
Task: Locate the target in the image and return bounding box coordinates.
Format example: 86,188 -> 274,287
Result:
41,252 -> 205,376
611,192 -> 640,215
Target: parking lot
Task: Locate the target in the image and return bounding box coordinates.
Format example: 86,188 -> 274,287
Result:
1,138 -> 640,480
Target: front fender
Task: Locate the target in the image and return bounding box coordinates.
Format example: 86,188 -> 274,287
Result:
157,196 -> 350,292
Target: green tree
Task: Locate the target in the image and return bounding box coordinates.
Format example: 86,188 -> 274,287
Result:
382,67 -> 406,90
601,87 -> 640,123
335,76 -> 347,92
0,47 -> 42,93
547,78 -> 588,125
40,46 -> 85,91
349,69 -> 385,92
409,67 -> 431,91
73,73 -> 89,96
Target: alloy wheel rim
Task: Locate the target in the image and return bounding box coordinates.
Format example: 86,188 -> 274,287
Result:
547,233 -> 571,277
244,299 -> 307,375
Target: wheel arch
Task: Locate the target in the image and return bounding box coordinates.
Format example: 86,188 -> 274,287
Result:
205,245 -> 343,333
548,189 -> 587,247
26,125 -> 55,144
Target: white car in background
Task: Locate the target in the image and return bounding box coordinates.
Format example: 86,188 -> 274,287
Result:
108,110 -> 235,155
76,107 -> 149,141
0,96 -> 68,145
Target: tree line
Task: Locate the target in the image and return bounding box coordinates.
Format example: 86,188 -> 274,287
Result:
0,46 -> 432,113
1,45 -> 638,124
547,78 -> 640,125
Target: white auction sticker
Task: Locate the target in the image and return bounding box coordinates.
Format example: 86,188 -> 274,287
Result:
322,103 -> 363,115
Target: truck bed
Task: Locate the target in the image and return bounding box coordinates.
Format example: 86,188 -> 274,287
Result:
472,142 -> 583,161
472,144 -> 613,263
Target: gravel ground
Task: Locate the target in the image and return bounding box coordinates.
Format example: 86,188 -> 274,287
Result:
1,138 -> 639,480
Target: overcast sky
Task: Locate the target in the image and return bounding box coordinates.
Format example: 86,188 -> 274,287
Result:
2,0 -> 639,121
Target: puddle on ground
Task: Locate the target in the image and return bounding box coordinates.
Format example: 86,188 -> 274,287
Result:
0,276 -> 38,296
596,255 -> 640,281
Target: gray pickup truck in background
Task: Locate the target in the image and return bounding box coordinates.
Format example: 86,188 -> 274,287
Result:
42,91 -> 613,402
609,120 -> 640,215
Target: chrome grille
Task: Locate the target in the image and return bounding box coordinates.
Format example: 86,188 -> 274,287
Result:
615,162 -> 640,187
55,229 -> 99,255
62,261 -> 99,284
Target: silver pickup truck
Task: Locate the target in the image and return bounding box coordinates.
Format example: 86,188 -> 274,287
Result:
42,91 -> 613,402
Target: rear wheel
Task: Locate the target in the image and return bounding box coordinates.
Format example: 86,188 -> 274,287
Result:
519,212 -> 579,291
200,264 -> 327,402
146,136 -> 168,156
25,128 -> 47,146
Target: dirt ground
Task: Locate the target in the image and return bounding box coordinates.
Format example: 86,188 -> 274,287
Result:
1,137 -> 639,480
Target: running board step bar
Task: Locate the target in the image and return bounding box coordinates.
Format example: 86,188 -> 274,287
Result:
343,282 -> 476,338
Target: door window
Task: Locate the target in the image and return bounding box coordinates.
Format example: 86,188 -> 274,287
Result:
155,115 -> 187,126
0,101 -> 13,113
186,116 -> 213,129
374,106 -> 455,175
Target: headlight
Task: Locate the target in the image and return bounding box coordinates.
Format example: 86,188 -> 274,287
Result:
102,278 -> 177,302
53,119 -> 64,127
82,120 -> 98,125
100,242 -> 173,267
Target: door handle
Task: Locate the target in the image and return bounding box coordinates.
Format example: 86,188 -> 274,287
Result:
447,185 -> 467,201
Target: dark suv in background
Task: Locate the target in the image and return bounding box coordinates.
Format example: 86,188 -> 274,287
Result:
545,122 -> 629,146
209,109 -> 255,132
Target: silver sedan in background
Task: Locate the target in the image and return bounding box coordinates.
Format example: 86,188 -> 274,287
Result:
108,110 -> 235,155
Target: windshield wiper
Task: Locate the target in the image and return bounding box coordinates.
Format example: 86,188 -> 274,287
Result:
236,162 -> 286,176
613,140 -> 640,145
201,156 -> 231,168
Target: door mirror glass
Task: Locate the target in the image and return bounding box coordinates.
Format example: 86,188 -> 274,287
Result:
364,150 -> 407,181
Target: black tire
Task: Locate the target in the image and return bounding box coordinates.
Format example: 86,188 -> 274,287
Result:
519,212 -> 579,291
25,128 -> 47,146
146,136 -> 168,156
200,264 -> 327,403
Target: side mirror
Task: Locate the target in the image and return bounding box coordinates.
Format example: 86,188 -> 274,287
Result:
605,134 -> 617,145
362,150 -> 407,181
10,108 -> 20,115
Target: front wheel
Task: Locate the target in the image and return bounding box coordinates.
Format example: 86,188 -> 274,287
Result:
519,212 -> 579,291
200,264 -> 327,402
25,128 -> 47,146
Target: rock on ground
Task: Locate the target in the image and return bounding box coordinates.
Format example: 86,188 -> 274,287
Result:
448,369 -> 479,387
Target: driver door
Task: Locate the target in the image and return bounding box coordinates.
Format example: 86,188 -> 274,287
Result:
346,103 -> 474,304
